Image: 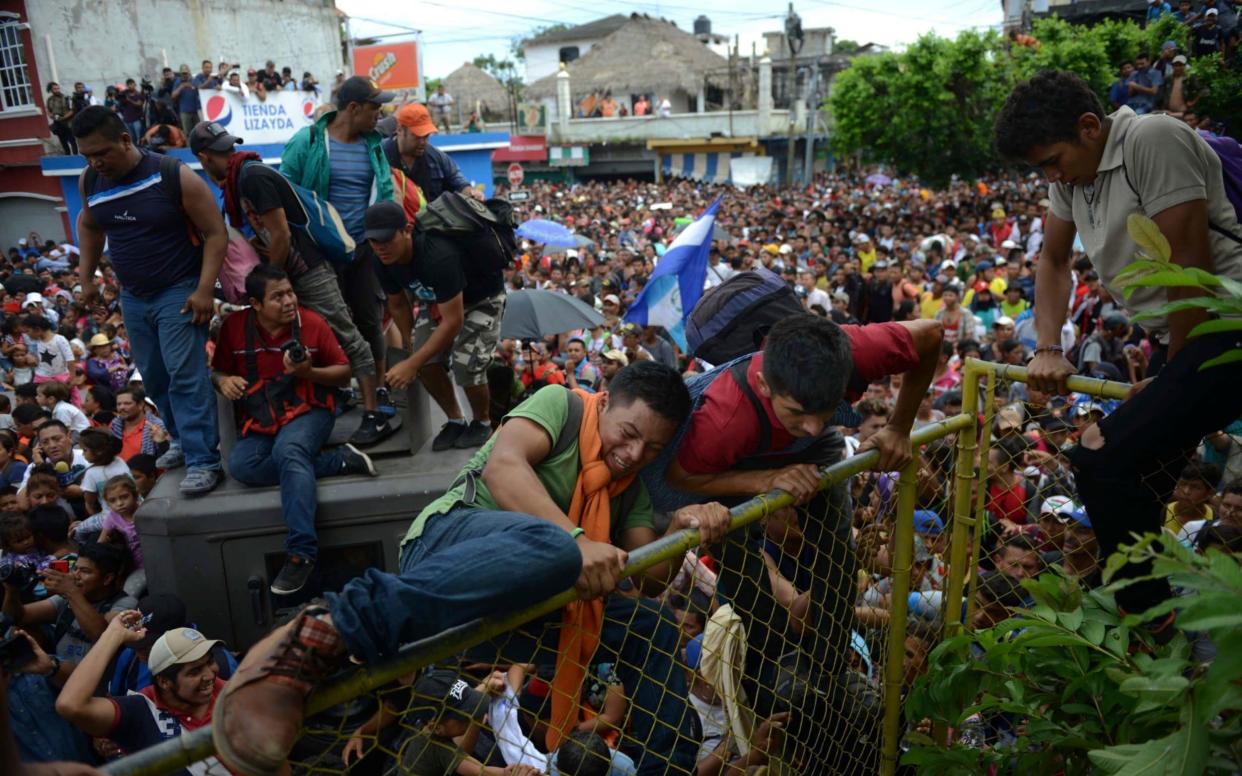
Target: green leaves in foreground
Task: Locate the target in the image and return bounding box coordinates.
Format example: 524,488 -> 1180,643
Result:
1116,213 -> 1242,371
902,536 -> 1242,774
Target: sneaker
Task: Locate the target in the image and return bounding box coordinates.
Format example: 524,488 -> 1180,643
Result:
453,420 -> 493,449
155,443 -> 185,469
431,421 -> 467,452
179,467 -> 222,496
375,386 -> 397,418
339,443 -> 377,477
213,605 -> 346,776
270,556 -> 315,596
348,411 -> 393,447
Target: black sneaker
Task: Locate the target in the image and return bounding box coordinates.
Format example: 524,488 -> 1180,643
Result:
453,420 -> 493,449
270,556 -> 315,596
340,443 -> 378,477
432,421 -> 467,452
348,411 -> 393,447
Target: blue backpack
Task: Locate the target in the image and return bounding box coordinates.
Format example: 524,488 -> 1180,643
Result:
241,162 -> 356,266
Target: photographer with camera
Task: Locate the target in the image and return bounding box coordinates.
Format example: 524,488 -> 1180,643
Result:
211,265 -> 377,596
118,79 -> 146,142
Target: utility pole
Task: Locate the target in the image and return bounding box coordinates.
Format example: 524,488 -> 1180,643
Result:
783,3 -> 804,187
803,66 -> 818,185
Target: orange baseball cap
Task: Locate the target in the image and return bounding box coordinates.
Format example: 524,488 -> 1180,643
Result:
397,103 -> 437,137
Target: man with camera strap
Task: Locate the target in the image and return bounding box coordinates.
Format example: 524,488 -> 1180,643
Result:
210,264 -> 377,596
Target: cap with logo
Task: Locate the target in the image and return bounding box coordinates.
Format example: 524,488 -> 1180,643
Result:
148,627 -> 222,676
335,76 -> 395,109
364,200 -> 408,243
188,121 -> 243,155
410,669 -> 489,722
397,103 -> 437,136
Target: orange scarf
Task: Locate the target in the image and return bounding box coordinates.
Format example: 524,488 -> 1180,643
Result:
546,389 -> 635,751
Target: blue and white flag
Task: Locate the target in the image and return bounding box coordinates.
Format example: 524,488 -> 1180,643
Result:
623,197 -> 721,350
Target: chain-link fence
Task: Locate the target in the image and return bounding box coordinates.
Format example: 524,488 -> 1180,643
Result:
103,356 -> 1168,776
103,411 -> 987,776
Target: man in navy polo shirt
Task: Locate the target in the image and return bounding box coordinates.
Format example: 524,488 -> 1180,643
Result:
56,613 -> 228,775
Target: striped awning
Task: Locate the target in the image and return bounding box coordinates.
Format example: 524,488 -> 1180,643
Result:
661,152 -> 752,184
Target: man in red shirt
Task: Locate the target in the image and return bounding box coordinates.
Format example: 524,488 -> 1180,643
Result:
641,313 -> 942,762
211,265 -> 377,596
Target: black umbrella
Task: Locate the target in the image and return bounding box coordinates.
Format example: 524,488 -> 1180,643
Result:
500,289 -> 604,340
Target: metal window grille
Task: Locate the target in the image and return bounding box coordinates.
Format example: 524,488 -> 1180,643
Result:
0,21 -> 34,111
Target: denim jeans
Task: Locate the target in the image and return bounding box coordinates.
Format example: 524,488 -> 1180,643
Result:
327,508 -> 583,664
1067,331 -> 1242,615
121,278 -> 220,470
228,407 -> 342,560
292,262 -> 375,377
125,120 -> 143,143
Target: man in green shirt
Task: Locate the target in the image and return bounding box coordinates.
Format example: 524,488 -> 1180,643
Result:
214,362 -> 730,776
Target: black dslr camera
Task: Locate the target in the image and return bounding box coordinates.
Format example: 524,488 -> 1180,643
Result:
281,340 -> 308,364
0,556 -> 37,592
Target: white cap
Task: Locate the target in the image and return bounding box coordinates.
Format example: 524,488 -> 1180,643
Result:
24,292 -> 44,307
148,627 -> 222,676
993,315 -> 1015,327
1205,7 -> 1218,14
1000,240 -> 1018,250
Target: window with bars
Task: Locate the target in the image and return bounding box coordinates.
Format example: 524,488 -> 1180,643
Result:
0,20 -> 34,112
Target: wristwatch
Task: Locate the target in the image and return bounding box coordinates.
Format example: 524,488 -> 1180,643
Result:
44,655 -> 61,678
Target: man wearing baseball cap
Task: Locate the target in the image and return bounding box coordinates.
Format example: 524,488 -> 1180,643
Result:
57,612 -> 231,770
396,669 -> 527,775
364,200 -> 505,450
192,121 -> 384,449
280,76 -> 398,447
382,101 -> 481,203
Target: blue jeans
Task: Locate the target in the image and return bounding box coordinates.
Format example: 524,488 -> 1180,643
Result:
125,119 -> 143,141
327,508 -> 582,664
121,279 -> 220,470
228,408 -> 342,560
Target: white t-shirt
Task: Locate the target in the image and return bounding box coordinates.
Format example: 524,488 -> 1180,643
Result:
81,458 -> 132,509
32,334 -> 74,378
18,448 -> 89,494
52,401 -> 92,435
1048,108 -> 1242,335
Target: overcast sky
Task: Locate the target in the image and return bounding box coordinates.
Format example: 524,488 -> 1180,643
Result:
337,0 -> 1005,81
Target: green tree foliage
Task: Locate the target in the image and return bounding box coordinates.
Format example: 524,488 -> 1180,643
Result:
829,30 -> 1010,187
828,15 -> 1228,185
904,536 -> 1242,774
1189,54 -> 1242,135
833,38 -> 861,55
472,53 -> 523,96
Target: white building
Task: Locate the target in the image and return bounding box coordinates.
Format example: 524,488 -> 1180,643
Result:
24,0 -> 343,101
521,14 -> 629,85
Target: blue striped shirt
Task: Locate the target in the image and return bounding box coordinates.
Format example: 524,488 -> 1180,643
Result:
327,137 -> 374,242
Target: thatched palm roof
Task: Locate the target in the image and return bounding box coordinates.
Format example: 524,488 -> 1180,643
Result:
444,62 -> 511,122
525,15 -> 728,99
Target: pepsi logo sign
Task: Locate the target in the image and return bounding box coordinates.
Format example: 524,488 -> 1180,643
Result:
204,94 -> 232,126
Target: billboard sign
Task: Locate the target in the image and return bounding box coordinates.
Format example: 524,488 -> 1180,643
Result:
200,89 -> 319,145
352,41 -> 423,95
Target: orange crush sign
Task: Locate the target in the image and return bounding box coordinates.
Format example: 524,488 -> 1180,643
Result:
351,42 -> 421,90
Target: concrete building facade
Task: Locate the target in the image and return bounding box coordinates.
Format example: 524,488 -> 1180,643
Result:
0,0 -> 343,248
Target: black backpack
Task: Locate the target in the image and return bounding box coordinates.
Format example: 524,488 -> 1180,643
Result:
686,267 -> 806,364
415,190 -> 518,273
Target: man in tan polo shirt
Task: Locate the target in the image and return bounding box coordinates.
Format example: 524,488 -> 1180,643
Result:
993,69 -> 1242,636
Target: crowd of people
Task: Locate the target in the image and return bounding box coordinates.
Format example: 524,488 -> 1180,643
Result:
1108,0 -> 1241,133
2,62 -> 1241,776
44,59 -> 332,156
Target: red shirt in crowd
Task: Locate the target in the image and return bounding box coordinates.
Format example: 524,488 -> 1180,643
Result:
211,307 -> 348,418
676,322 -> 919,476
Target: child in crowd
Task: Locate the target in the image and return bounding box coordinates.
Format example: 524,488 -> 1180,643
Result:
98,475 -> 144,597
0,433 -> 28,491
23,314 -> 76,398
0,394 -> 13,431
36,381 -> 90,437
0,511 -> 37,560
1164,460 -> 1220,544
78,429 -> 130,516
28,503 -> 77,565
0,487 -> 20,513
126,453 -> 158,499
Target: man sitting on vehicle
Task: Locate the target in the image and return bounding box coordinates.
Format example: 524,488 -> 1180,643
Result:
365,200 -> 506,452
210,265 -> 377,596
